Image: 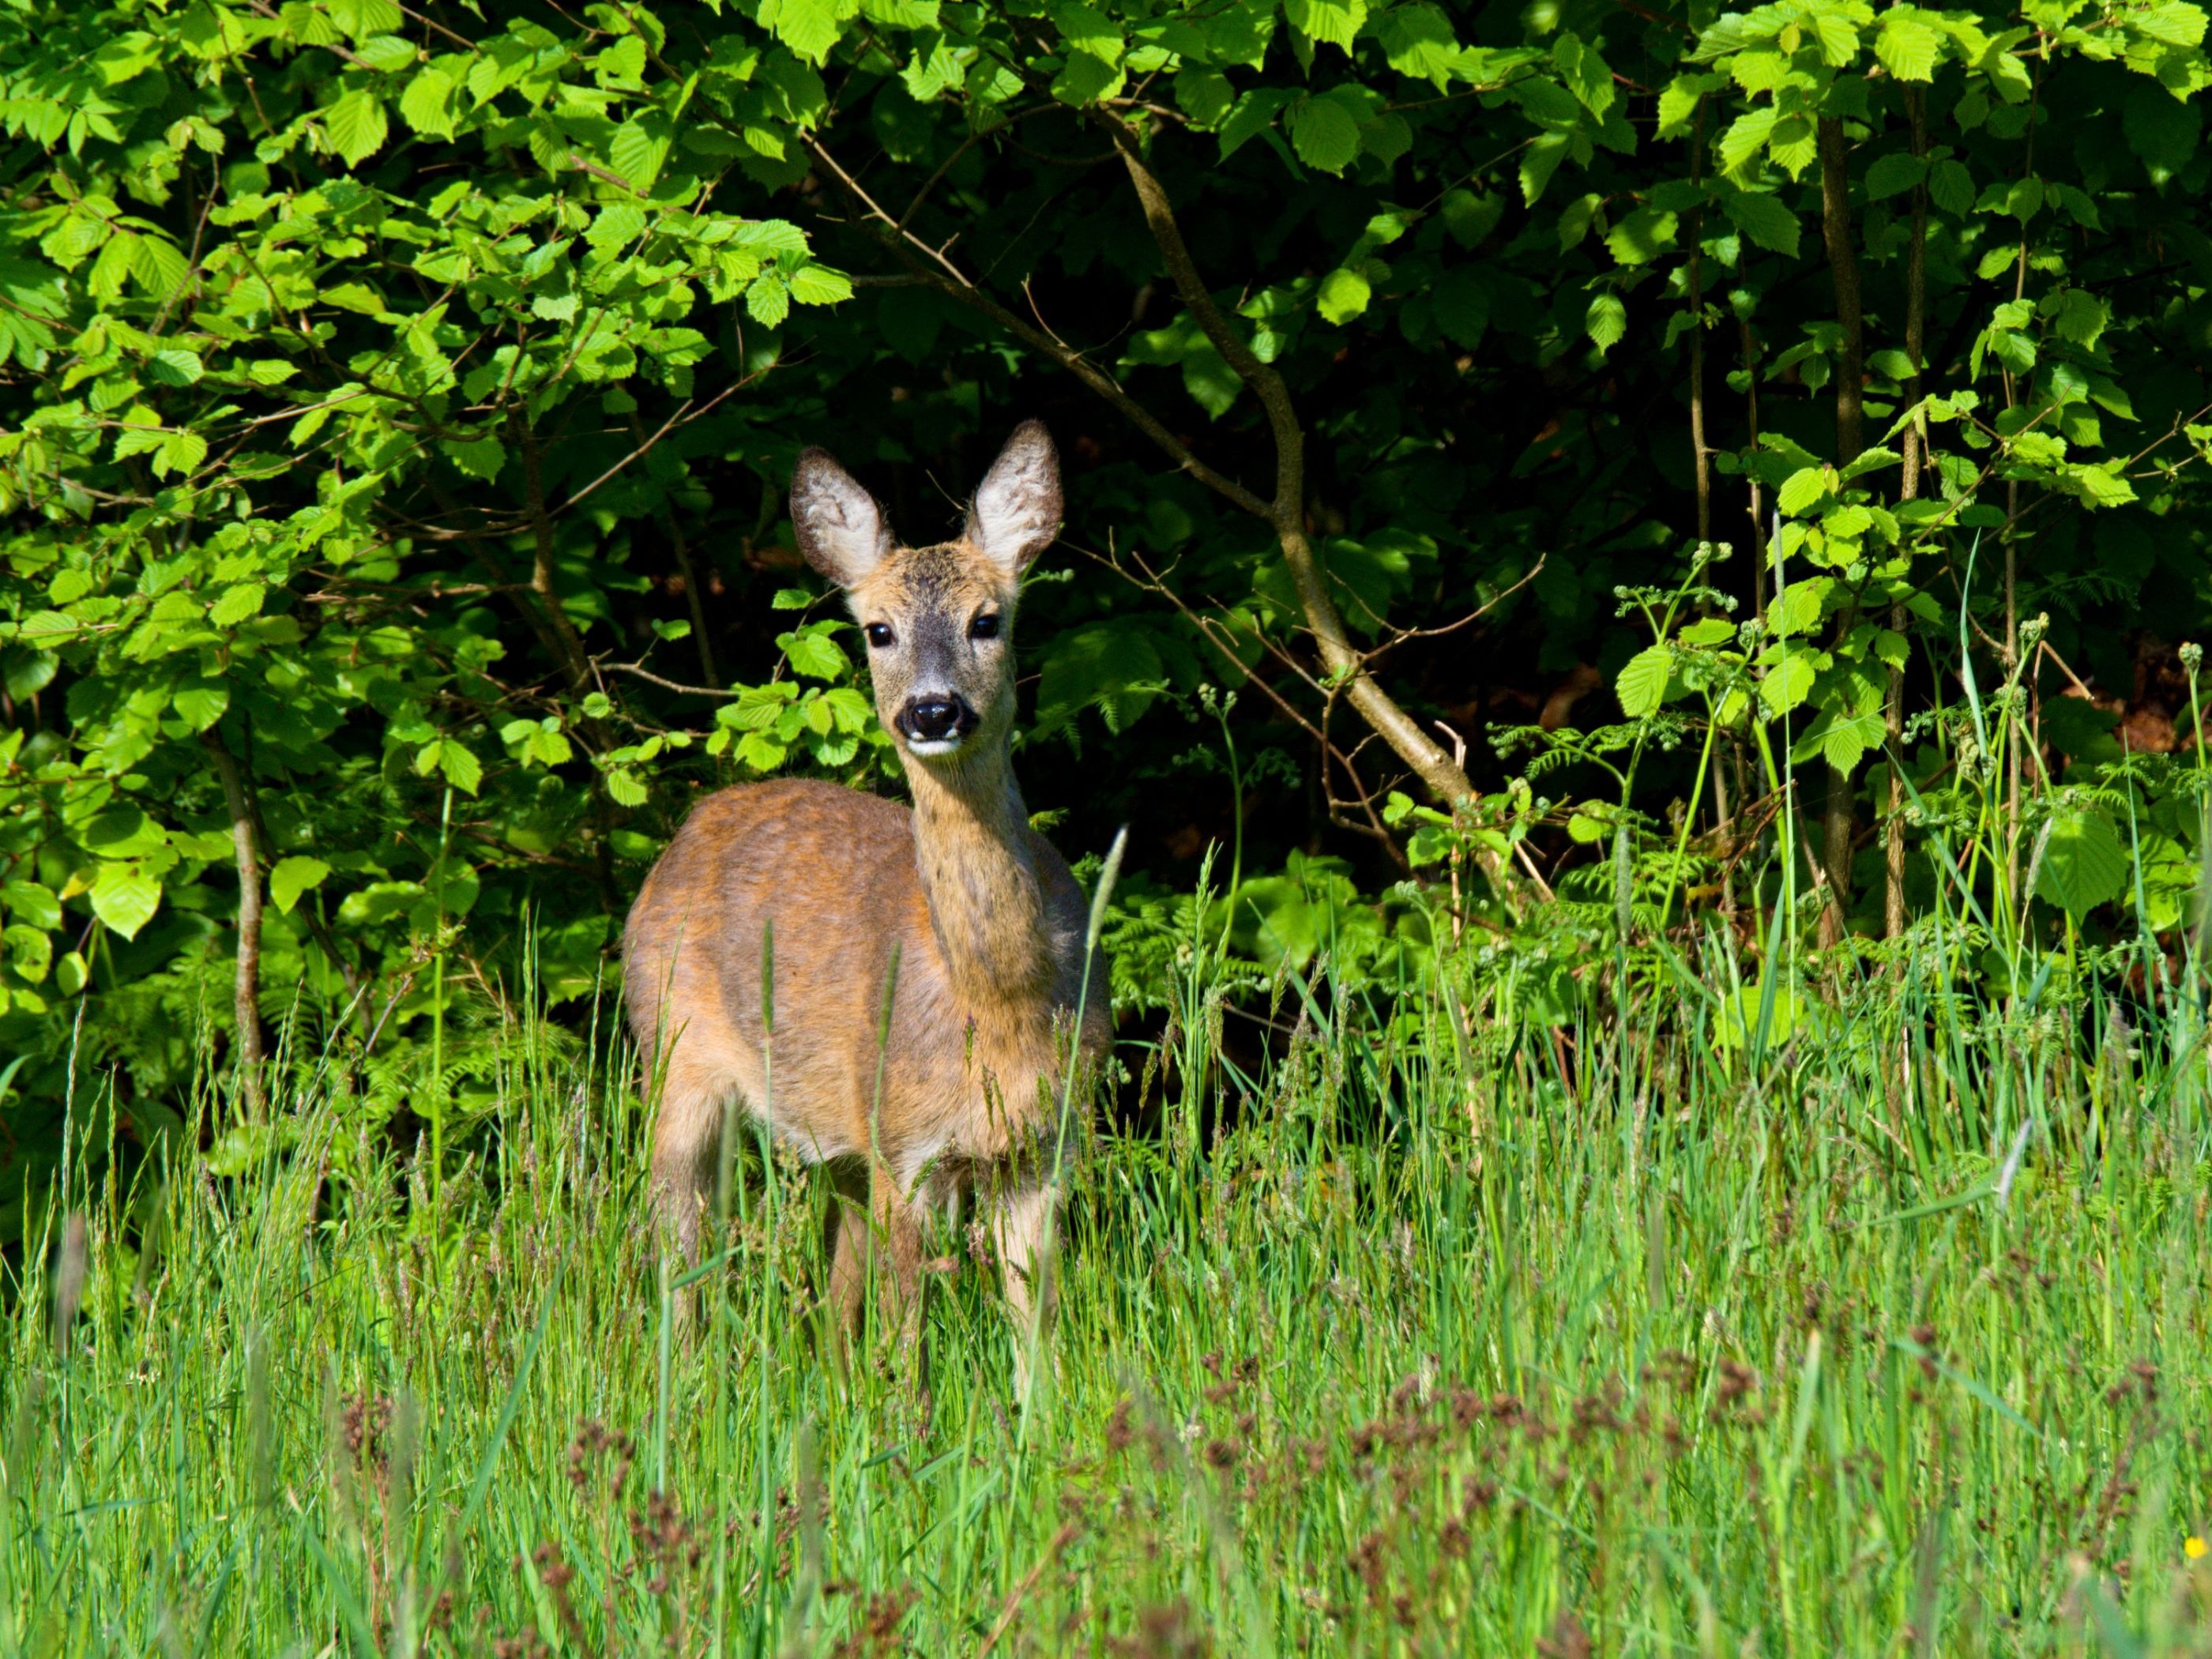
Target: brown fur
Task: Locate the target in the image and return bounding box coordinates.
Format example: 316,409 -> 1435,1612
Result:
623,423 -> 1108,1390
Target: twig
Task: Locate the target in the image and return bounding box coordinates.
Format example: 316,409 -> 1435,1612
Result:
604,661 -> 731,698
976,1523 -> 1078,1657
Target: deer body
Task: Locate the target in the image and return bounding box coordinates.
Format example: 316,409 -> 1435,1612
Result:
623,423 -> 1107,1379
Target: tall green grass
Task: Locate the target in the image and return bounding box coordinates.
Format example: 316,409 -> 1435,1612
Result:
6,911 -> 2212,1657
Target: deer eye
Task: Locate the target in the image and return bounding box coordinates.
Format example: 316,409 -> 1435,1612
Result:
865,623 -> 894,649
969,613 -> 1001,641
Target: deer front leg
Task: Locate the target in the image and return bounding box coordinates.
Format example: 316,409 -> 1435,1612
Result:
648,1059 -> 728,1266
991,1179 -> 1060,1401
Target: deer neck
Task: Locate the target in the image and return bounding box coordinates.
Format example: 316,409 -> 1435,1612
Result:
905,741 -> 1052,1002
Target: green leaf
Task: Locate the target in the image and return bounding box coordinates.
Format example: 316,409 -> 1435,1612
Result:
789,263 -> 852,305
748,269 -> 791,327
130,235 -> 189,299
438,739 -> 483,796
1552,32 -> 1615,118
210,584 -> 265,626
1431,267 -> 1488,348
399,66 -> 458,139
146,348 -> 204,386
1811,12 -> 1859,66
91,863 -> 161,941
1875,13 -> 1942,80
1768,114 -> 1817,179
356,32 -> 417,72
1289,92 -> 1363,173
1723,190 -> 1800,256
442,436 -> 507,479
1777,467 -> 1828,516
1049,2 -> 1122,61
325,89 -> 389,167
1759,650 -> 1818,716
1864,152 -> 1928,201
2135,2 -> 2210,47
1717,106 -> 1778,179
1770,574 -> 1834,636
2124,83 -> 2201,180
762,0 -> 852,65
1605,207 -> 1678,265
269,856 -> 333,915
1929,159 -> 1975,216
1284,0 -> 1366,52
1616,643 -> 1673,717
1176,69 -> 1234,128
154,431 -> 208,479
1439,189 -> 1503,250
1657,73 -> 1717,140
2033,807 -> 2127,917
1218,88 -> 1294,160
1316,267 -> 1371,325
173,678 -> 229,732
1180,344 -> 1239,419
781,628 -> 847,679
1586,292 -> 1627,355
1375,2 -> 1461,85
609,113 -> 671,190
1818,710 -> 1885,776
2066,463 -> 2136,508
1036,619 -> 1168,736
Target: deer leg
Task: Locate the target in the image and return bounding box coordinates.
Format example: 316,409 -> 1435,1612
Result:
823,1161 -> 932,1394
647,1059 -> 728,1267
824,1160 -> 873,1346
991,1179 -> 1060,1401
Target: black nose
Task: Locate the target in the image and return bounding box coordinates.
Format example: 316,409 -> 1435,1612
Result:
905,698 -> 965,741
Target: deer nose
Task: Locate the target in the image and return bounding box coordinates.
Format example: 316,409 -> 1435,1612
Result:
901,697 -> 970,744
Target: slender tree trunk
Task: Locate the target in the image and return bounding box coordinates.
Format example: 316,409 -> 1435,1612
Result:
1743,318 -> 1766,629
1887,88 -> 1931,940
2003,62 -> 2045,920
1689,100 -> 1713,548
1739,315 -> 1763,912
1817,114 -> 1866,946
203,732 -> 265,1117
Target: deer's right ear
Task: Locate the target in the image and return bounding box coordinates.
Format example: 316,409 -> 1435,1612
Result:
791,449 -> 893,587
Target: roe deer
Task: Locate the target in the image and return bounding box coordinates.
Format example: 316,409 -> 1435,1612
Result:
623,421 -> 1110,1386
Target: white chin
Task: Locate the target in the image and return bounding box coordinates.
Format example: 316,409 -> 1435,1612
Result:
904,736 -> 965,757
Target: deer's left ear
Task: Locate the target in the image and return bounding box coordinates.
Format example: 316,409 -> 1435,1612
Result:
966,420 -> 1062,576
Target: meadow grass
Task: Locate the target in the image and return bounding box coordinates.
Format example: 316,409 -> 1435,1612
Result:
5,921 -> 2212,1657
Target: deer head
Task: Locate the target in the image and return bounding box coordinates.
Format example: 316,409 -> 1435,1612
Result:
792,422 -> 1062,762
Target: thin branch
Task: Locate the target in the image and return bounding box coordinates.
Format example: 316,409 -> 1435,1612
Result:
604,660 -> 732,698
802,133 -> 974,289
1093,111 -> 1489,837
1357,556 -> 1547,668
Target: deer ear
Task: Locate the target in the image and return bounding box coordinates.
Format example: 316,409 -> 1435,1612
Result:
792,448 -> 893,587
965,420 -> 1062,576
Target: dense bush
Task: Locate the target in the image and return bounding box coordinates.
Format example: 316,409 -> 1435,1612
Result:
4,0 -> 2211,1230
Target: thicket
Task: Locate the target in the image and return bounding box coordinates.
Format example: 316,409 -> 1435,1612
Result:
4,0 -> 2212,1237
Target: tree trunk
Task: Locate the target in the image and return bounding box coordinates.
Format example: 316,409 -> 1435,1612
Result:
1887,88 -> 1930,940
1817,114 -> 1865,946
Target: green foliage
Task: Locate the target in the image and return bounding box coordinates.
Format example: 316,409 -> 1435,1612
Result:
5,0 -> 2212,1232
